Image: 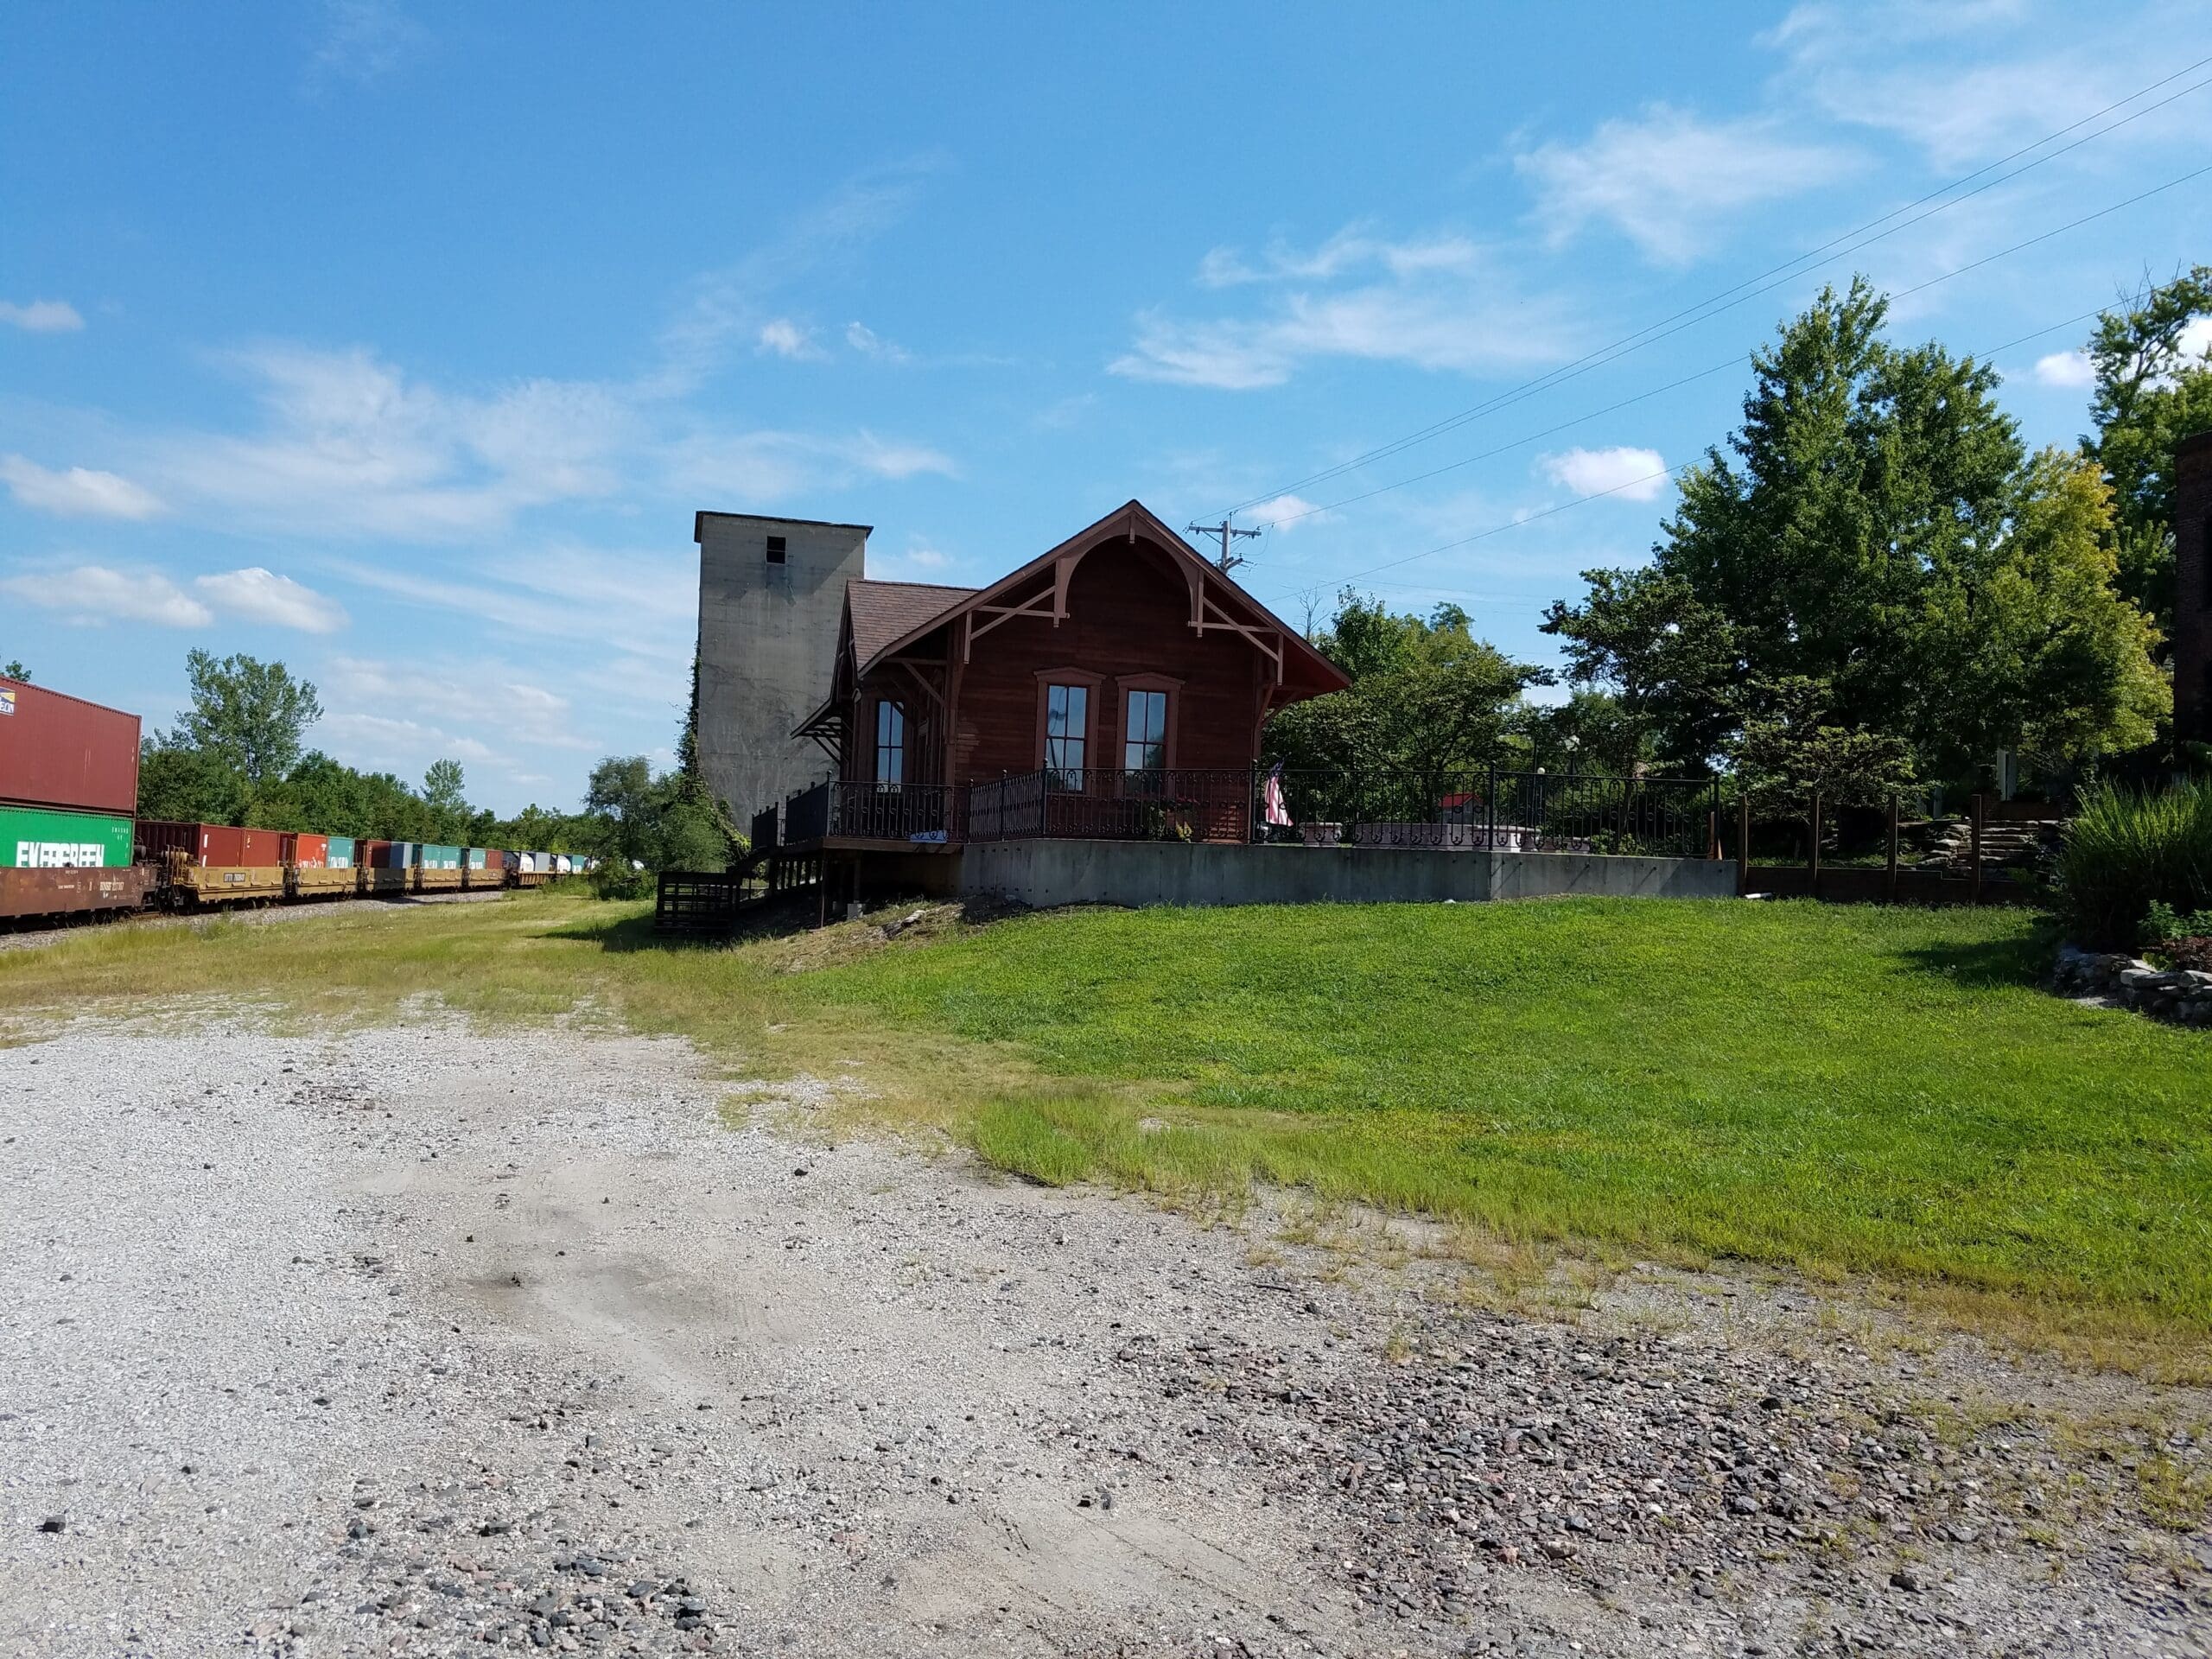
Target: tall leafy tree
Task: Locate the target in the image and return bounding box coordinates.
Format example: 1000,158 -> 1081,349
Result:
1265,591 -> 1548,772
1546,278 -> 2164,783
2082,264 -> 2212,638
166,650 -> 324,787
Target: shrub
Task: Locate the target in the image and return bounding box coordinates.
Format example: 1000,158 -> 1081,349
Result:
2055,781 -> 2212,949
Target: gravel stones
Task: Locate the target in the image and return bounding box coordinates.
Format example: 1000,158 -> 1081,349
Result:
2,1011 -> 2208,1657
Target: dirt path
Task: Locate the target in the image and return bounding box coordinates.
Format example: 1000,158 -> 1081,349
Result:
2,1017 -> 2207,1656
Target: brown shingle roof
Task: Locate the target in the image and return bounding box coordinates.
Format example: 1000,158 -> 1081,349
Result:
849,579 -> 977,669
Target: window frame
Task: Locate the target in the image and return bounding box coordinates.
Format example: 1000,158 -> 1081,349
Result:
1116,673 -> 1180,782
1033,668 -> 1102,789
873,697 -> 906,787
765,534 -> 787,565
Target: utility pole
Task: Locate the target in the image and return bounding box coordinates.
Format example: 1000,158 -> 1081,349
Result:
1186,518 -> 1261,575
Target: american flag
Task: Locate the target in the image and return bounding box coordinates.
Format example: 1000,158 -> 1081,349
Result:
1262,761 -> 1291,828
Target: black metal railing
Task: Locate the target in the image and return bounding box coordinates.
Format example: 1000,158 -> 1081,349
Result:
785,781 -> 830,845
968,768 -> 1256,843
827,779 -> 962,842
749,803 -> 779,855
1263,768 -> 1722,859
769,766 -> 1724,858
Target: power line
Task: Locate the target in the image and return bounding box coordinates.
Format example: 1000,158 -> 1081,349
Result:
1246,156 -> 2212,550
1248,290 -> 2178,616
1213,55 -> 2212,523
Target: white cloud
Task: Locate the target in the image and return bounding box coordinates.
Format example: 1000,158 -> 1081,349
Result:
141,344 -> 632,540
1,455 -> 166,519
669,428 -> 957,501
307,0 -> 424,88
1539,446 -> 1670,500
755,319 -> 819,359
194,567 -> 349,633
1515,105 -> 1859,264
2032,349 -> 2095,389
0,298 -> 83,333
1247,494 -> 1332,531
0,565 -> 213,628
845,321 -> 912,363
2182,317 -> 2212,360
1112,229 -> 1577,389
1768,3 -> 2210,170
652,159 -> 939,394
0,454 -> 167,519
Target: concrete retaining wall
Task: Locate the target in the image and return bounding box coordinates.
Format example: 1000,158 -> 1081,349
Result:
957,838 -> 1738,910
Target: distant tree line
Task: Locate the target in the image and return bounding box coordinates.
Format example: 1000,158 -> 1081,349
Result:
137,649 -> 594,850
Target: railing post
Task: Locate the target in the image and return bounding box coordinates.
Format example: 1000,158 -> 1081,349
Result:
1885,792 -> 1900,905
1484,762 -> 1497,850
1736,793 -> 1751,896
1808,791 -> 1822,899
1970,791 -> 1984,906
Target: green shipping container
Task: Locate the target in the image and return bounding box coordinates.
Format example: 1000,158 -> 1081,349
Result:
0,805 -> 135,869
327,836 -> 355,868
415,843 -> 462,869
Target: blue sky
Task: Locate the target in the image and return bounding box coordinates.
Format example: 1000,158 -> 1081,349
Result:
3,1 -> 2207,813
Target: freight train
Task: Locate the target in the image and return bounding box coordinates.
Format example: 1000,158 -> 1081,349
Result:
0,671 -> 580,929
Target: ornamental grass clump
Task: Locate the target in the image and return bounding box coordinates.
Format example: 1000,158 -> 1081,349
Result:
2056,781 -> 2212,949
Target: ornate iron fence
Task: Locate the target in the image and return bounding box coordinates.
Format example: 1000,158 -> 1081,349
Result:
784,765 -> 1724,857
828,780 -> 962,842
967,768 -> 1254,843
1262,768 -> 1722,858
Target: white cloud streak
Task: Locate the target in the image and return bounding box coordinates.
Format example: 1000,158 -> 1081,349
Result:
0,299 -> 84,333
1,455 -> 167,519
1112,228 -> 1577,390
0,565 -> 213,627
194,567 -> 350,633
1515,105 -> 1859,264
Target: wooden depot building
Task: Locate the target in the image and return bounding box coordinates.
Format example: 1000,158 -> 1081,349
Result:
764,499 -> 1348,898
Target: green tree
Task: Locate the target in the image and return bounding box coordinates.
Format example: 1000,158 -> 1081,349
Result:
422,759 -> 468,840
1547,278 -> 2163,782
137,741 -> 244,824
2081,266 -> 2212,638
1540,567 -> 1738,769
3,660 -> 28,681
1730,677 -> 1916,810
167,650 -> 324,788
1265,590 -> 1548,772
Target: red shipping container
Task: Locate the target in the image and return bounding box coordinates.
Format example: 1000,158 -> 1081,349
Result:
0,675 -> 142,816
135,821 -> 283,867
359,839 -> 399,868
289,833 -> 329,868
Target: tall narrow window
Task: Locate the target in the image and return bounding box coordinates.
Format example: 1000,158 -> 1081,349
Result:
766,534 -> 787,565
1044,683 -> 1088,786
874,700 -> 905,785
1124,688 -> 1168,777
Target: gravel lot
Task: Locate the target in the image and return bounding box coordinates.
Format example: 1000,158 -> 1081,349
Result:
2,1013 -> 2207,1656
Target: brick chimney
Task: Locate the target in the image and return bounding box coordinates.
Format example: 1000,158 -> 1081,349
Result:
2178,430 -> 2212,750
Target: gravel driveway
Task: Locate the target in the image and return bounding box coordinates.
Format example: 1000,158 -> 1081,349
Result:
2,1014 -> 2207,1656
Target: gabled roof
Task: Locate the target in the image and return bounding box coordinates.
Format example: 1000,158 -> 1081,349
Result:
848,580 -> 978,666
851,499 -> 1348,692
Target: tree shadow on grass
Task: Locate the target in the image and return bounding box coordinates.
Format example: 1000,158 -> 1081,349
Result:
1892,922 -> 2056,990
539,891 -> 824,955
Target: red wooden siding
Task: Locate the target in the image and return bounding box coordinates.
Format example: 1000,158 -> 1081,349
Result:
943,537 -> 1269,784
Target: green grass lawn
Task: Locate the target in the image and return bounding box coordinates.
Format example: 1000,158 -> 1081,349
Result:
793,899 -> 2212,1338
4,891 -> 2208,1352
